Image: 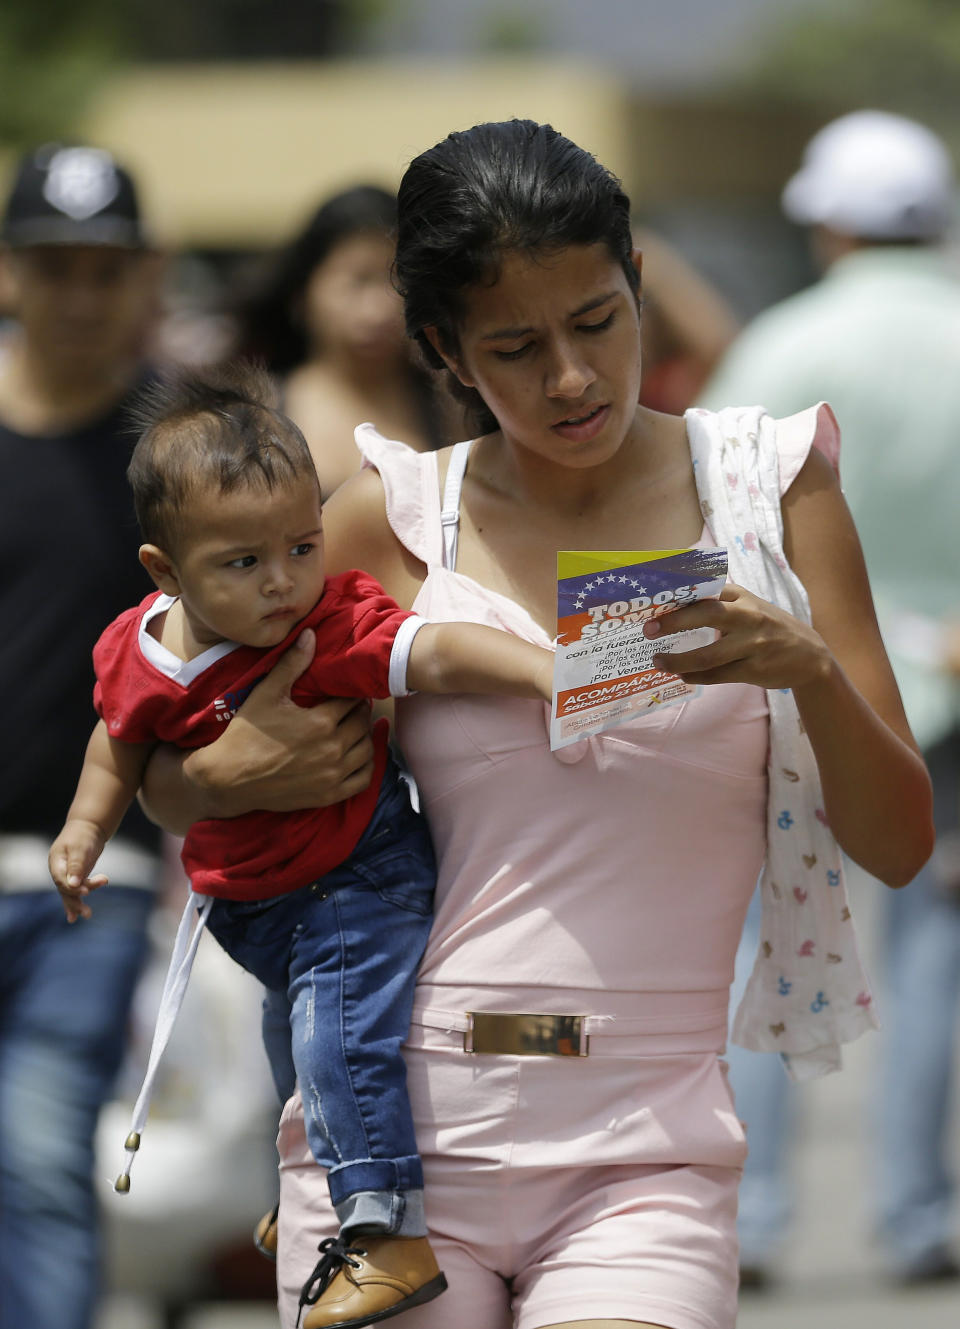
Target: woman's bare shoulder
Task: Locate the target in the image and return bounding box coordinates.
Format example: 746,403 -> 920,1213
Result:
322,466 -> 390,563
322,467 -> 426,603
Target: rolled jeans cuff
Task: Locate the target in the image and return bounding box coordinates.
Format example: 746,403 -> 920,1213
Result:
327,1154 -> 424,1215
336,1187 -> 427,1239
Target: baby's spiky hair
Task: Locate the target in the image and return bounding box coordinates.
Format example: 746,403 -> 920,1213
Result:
126,361 -> 319,553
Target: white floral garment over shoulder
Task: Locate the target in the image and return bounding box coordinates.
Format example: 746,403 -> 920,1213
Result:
685,403 -> 878,1081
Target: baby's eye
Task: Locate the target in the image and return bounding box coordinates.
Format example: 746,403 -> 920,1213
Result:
228,555 -> 257,569
291,542 -> 315,557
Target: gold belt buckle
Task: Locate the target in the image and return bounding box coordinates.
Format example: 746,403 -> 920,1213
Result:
466,1012 -> 588,1057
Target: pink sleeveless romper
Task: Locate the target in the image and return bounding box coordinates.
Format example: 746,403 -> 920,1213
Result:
276,417 -> 821,1329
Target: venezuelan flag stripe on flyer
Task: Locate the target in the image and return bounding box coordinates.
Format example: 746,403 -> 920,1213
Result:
550,547 -> 728,750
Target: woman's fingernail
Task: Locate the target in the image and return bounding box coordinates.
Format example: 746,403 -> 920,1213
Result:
644,619 -> 661,637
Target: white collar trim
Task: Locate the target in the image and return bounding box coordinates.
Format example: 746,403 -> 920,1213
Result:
138,594 -> 240,686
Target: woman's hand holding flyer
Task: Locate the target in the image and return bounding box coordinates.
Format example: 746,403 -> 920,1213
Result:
550,548 -> 728,750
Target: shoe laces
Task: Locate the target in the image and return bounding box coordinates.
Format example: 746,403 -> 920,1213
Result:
297,1236 -> 368,1323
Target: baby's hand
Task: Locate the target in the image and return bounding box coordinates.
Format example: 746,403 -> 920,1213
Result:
48,821 -> 109,922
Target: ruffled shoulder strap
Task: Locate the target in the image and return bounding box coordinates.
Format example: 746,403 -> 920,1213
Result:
775,401 -> 840,492
686,400 -> 839,506
354,423 -> 445,568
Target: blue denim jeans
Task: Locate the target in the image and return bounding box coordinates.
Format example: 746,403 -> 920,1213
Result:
0,882 -> 154,1329
206,760 -> 436,1238
874,730 -> 960,1266
725,884 -> 797,1266
728,731 -> 960,1270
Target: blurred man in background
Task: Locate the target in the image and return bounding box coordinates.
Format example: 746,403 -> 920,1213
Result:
0,144 -> 165,1329
702,109 -> 960,1287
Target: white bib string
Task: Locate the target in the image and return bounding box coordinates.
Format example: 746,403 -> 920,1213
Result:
113,893 -> 214,1191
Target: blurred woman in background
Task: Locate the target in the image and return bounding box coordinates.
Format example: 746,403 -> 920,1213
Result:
235,184 -> 452,494
633,226 -> 740,415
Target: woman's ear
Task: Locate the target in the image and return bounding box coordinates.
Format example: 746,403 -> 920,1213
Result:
139,544 -> 181,596
423,325 -> 475,388
631,247 -> 643,288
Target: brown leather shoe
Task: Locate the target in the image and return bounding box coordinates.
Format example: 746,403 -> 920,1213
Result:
254,1204 -> 279,1261
299,1234 -> 447,1329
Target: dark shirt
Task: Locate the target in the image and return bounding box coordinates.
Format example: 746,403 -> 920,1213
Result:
0,377 -> 161,850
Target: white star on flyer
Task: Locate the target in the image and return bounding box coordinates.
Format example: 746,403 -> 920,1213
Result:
584,581 -> 595,592
618,575 -> 628,583
607,574 -> 618,583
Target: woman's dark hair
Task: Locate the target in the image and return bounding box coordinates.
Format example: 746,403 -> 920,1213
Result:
236,184 -> 398,373
394,120 -> 639,433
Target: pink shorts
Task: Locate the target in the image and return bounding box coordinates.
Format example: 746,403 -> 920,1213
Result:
276,986 -> 746,1329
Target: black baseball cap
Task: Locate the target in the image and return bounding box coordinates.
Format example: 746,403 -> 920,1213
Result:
1,143 -> 147,249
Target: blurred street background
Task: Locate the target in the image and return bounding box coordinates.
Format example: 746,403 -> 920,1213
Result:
7,0 -> 960,343
2,1 -> 959,1326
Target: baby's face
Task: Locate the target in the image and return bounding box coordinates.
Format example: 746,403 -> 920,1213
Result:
173,473 -> 325,649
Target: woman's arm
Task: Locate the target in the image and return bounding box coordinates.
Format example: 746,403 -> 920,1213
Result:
646,448 -> 934,887
139,630 -> 377,834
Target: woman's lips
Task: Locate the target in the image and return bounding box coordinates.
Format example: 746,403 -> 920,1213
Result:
550,403 -> 610,442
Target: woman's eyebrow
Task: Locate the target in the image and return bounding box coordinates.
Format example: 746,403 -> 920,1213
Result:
571,291 -> 619,318
479,291 -> 619,341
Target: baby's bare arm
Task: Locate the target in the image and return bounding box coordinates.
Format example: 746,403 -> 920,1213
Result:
49,721 -> 153,921
406,622 -> 554,701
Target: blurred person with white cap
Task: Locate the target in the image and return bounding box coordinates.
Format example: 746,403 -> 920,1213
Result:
0,144 -> 166,1329
702,109 -> 960,1287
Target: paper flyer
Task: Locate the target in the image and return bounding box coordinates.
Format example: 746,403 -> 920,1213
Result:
550,547 -> 728,750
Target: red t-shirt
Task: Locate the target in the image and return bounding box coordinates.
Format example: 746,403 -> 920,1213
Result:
93,570 -> 416,900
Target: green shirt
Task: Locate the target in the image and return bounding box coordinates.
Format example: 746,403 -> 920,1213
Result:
700,246 -> 960,749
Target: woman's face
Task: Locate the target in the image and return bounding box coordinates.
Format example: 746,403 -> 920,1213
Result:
431,243 -> 643,467
302,229 -> 406,364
